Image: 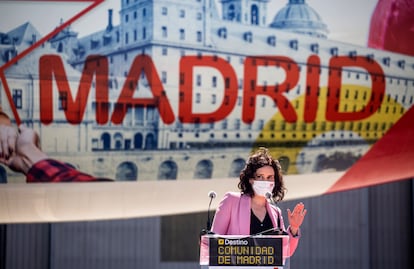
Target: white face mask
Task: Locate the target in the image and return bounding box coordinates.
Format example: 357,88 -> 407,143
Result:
252,180 -> 274,197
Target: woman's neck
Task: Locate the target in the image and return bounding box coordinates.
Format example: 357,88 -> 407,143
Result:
251,195 -> 266,207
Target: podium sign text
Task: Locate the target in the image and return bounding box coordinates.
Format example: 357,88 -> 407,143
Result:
209,236 -> 282,267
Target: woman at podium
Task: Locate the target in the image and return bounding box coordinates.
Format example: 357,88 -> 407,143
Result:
210,147 -> 307,256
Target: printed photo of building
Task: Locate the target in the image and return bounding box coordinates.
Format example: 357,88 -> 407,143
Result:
1,0 -> 413,184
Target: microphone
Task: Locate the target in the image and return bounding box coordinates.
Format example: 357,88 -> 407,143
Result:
263,191 -> 283,233
207,191 -> 217,231
200,191 -> 217,236
253,226 -> 288,236
208,190 -> 217,199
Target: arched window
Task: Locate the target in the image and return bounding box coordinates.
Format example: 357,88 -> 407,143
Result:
134,133 -> 143,149
194,160 -> 213,179
278,156 -> 290,174
114,132 -> 123,150
251,5 -> 259,25
158,161 -> 178,180
57,42 -> 63,53
101,133 -> 111,150
229,158 -> 245,177
145,133 -> 157,149
227,4 -> 235,21
116,161 -> 138,181
314,154 -> 327,172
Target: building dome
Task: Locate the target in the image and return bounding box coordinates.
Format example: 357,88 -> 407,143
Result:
270,0 -> 328,38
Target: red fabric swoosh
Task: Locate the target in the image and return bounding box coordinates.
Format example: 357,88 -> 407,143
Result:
326,105 -> 414,193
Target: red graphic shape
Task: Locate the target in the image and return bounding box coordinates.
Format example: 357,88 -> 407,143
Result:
368,0 -> 414,56
326,104 -> 414,193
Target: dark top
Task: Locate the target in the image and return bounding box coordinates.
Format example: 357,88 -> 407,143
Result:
250,210 -> 274,235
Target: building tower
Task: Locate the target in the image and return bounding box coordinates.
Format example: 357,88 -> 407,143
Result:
270,0 -> 328,38
220,0 -> 270,26
49,20 -> 79,59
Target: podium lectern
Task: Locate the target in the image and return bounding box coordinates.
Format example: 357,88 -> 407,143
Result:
200,234 -> 290,269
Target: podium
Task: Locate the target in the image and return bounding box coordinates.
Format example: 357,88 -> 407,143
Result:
200,234 -> 290,269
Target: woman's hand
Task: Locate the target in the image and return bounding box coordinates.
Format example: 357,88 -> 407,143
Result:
287,202 -> 307,236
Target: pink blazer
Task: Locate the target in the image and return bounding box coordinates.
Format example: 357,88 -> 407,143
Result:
211,192 -> 300,256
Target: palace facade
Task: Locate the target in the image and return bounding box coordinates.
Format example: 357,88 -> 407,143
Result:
1,0 -> 413,182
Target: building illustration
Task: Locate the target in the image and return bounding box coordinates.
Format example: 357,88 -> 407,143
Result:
1,0 -> 413,183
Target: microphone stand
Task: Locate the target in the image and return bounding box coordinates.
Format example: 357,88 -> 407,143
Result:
253,227 -> 288,236
200,192 -> 216,236
206,195 -> 213,231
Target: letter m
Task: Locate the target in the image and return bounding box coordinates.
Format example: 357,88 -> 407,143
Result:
39,55 -> 109,124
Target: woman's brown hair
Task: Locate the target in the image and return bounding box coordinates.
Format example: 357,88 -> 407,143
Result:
238,147 -> 286,202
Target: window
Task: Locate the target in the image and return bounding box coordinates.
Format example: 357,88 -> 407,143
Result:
267,36 -> 276,46
196,74 -> 202,86
12,89 -> 22,109
243,32 -> 252,42
237,96 -> 242,106
90,40 -> 99,49
310,43 -> 319,53
349,50 -> 357,59
162,26 -> 167,38
179,9 -> 185,18
162,7 -> 167,15
222,119 -> 228,129
57,42 -> 63,53
289,40 -> 298,50
59,92 -> 67,111
258,120 -> 264,130
218,27 -> 227,38
158,161 -> 177,180
235,119 -> 241,130
228,4 -> 235,20
179,29 -> 185,40
212,76 -> 217,87
161,71 -> 167,83
116,162 -> 137,181
197,31 -> 202,42
251,5 -> 259,25
194,160 -> 213,179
